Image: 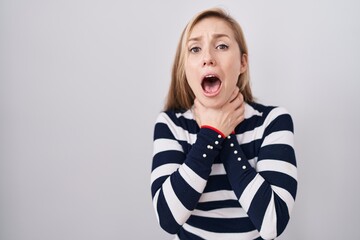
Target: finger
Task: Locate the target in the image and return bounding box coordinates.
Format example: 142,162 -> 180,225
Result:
230,96 -> 242,111
238,92 -> 244,103
235,100 -> 245,115
235,104 -> 245,121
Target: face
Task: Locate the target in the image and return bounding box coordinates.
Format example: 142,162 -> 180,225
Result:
185,17 -> 247,109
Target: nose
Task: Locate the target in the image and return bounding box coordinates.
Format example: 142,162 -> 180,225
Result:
202,49 -> 216,66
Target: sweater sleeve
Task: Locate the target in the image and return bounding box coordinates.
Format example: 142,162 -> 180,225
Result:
150,112 -> 225,234
221,107 -> 297,240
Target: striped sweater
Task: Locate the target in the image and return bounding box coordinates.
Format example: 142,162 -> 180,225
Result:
151,102 -> 297,240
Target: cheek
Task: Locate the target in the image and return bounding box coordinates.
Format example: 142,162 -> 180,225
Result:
185,76 -> 198,98
185,65 -> 200,91
226,65 -> 240,86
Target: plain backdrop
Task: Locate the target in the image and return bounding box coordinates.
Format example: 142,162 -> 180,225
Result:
1,0 -> 359,239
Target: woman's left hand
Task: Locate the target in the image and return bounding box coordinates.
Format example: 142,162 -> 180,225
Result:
192,88 -> 245,137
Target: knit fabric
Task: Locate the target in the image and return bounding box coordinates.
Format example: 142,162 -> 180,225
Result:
151,102 -> 297,240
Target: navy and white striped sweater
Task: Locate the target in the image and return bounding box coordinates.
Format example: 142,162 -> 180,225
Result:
151,102 -> 297,240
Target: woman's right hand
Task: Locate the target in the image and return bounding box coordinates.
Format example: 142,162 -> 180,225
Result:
192,87 -> 245,137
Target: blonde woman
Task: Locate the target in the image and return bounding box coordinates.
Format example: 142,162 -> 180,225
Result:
151,8 -> 297,240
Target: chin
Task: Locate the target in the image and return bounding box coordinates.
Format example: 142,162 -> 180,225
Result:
200,97 -> 226,109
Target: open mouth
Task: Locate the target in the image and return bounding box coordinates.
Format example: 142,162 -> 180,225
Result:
201,75 -> 222,96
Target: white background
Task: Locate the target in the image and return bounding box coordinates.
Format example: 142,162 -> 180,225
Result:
1,0 -> 359,239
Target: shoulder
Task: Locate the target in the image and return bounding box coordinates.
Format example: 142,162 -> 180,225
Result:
245,102 -> 294,131
155,109 -> 198,132
156,109 -> 193,125
247,102 -> 292,120
248,102 -> 294,133
154,109 -> 198,142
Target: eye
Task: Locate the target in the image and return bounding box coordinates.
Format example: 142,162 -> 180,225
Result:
216,44 -> 229,50
189,46 -> 201,53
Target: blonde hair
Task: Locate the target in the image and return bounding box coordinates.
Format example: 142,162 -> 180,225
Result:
164,8 -> 253,111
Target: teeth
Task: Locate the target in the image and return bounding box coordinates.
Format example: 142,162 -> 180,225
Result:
205,75 -> 216,78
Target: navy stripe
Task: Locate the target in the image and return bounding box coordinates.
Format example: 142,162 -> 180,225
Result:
260,171 -> 297,199
248,182 -> 272,230
157,190 -> 181,234
187,215 -> 256,233
151,176 -> 167,198
154,122 -> 176,140
196,199 -> 241,211
274,194 -> 290,235
236,115 -> 266,134
152,150 -> 185,170
263,114 -> 294,138
257,144 -> 296,166
177,228 -> 205,240
154,122 -> 191,153
203,175 -> 232,192
224,162 -> 258,199
171,172 -> 202,210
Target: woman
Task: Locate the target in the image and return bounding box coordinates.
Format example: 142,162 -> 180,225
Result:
151,8 -> 297,240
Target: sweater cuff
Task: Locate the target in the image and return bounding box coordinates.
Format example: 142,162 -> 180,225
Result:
201,125 -> 225,138
220,134 -> 256,199
185,128 -> 225,179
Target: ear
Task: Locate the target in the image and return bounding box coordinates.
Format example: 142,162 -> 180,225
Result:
240,53 -> 248,74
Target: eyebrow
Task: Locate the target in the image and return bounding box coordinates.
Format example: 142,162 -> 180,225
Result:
187,33 -> 231,43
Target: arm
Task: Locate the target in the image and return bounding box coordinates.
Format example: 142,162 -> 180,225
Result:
221,107 -> 297,239
150,112 -> 225,234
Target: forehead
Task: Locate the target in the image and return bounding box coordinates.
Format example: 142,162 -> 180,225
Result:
189,17 -> 235,38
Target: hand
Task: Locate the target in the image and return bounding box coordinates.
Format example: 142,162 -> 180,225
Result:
193,88 -> 245,137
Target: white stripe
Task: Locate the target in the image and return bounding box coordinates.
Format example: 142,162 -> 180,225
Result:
150,163 -> 180,185
244,103 -> 263,119
239,175 -> 264,211
248,157 -> 257,168
236,127 -> 263,145
163,177 -> 191,225
176,103 -> 263,121
210,163 -> 226,175
152,190 -> 160,223
263,107 -> 290,129
272,185 -> 295,215
192,207 -> 248,218
177,103 -> 263,121
210,161 -> 257,174
179,164 -> 207,193
210,161 -> 257,175
175,109 -> 194,119
236,107 -> 289,145
156,113 -> 197,144
183,223 -> 260,240
261,130 -> 294,148
259,192 -> 277,239
199,190 -> 237,203
153,138 -> 183,156
256,159 -> 297,180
